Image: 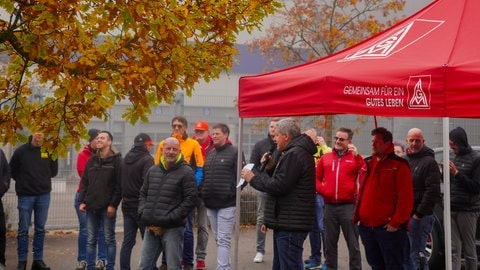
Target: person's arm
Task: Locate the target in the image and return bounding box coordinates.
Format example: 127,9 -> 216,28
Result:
154,141 -> 163,165
389,162 -> 414,229
0,150 -> 10,197
415,158 -> 441,218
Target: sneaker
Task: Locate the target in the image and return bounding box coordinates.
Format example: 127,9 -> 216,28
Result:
196,260 -> 206,269
304,260 -> 321,269
75,261 -> 87,270
17,261 -> 27,270
94,260 -> 105,270
253,252 -> 264,263
184,265 -> 193,270
158,264 -> 167,270
31,260 -> 51,270
321,263 -> 327,270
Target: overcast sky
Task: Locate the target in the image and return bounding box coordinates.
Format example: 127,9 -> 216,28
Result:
237,0 -> 434,44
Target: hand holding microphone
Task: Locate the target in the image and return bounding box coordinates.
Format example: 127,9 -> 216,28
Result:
259,144 -> 277,171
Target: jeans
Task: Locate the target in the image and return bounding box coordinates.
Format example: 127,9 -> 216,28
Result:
308,194 -> 325,263
120,209 -> 146,270
17,193 -> 50,261
195,197 -> 209,261
86,208 -> 116,270
161,212 -> 194,266
324,203 -> 361,270
272,230 -> 308,270
358,224 -> 409,270
255,191 -> 267,254
138,226 -> 184,270
405,215 -> 434,270
451,211 -> 480,270
207,206 -> 236,270
0,200 -> 6,265
74,192 -> 107,262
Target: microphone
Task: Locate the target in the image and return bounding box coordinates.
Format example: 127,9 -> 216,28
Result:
259,144 -> 277,171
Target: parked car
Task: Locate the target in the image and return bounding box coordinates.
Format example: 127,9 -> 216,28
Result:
427,146 -> 480,269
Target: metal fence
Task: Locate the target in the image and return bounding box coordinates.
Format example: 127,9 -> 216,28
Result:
2,177 -> 258,231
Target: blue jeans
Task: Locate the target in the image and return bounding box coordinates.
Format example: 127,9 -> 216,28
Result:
138,226 -> 184,270
120,209 -> 146,270
308,194 -> 325,263
272,230 -> 308,270
358,224 -> 409,270
86,208 -> 116,270
0,200 -> 6,265
74,192 -> 107,262
405,215 -> 434,270
17,193 -> 50,261
161,211 -> 194,266
207,206 -> 236,270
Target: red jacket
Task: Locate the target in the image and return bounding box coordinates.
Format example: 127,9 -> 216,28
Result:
316,150 -> 364,204
354,148 -> 413,229
76,145 -> 94,192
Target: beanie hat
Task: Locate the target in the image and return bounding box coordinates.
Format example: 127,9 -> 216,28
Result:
88,129 -> 100,143
134,133 -> 154,147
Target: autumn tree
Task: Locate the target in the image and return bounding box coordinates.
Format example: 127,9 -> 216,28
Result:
0,0 -> 280,157
248,0 -> 406,141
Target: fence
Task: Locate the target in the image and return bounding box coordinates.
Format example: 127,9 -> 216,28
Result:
2,177 -> 258,231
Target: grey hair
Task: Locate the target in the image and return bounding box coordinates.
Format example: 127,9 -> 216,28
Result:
164,137 -> 180,146
276,118 -> 301,138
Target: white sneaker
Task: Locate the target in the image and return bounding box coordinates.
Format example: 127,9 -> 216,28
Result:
253,252 -> 264,263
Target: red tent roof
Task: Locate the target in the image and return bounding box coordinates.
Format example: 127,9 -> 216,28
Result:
238,0 -> 480,118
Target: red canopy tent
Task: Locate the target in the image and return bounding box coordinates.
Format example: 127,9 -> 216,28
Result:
237,0 -> 480,269
239,0 -> 480,118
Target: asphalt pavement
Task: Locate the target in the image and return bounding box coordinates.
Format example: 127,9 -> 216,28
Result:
5,227 -> 369,270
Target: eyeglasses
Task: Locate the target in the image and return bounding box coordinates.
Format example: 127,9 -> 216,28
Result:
334,136 -> 348,142
172,124 -> 184,129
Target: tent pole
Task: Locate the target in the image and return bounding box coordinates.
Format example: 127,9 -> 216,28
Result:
233,117 -> 244,270
443,117 -> 452,270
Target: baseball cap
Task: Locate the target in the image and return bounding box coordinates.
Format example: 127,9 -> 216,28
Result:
88,129 -> 100,143
194,121 -> 209,131
134,133 -> 154,146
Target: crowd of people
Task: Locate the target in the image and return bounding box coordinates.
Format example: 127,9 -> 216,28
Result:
0,116 -> 479,270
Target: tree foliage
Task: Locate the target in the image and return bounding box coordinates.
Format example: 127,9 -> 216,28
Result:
249,0 -> 406,69
0,0 -> 280,157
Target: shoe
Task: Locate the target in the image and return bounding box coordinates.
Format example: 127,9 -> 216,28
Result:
17,261 -> 27,270
253,252 -> 264,263
321,263 -> 327,270
158,264 -> 167,270
94,260 -> 105,270
31,260 -> 51,270
304,260 -> 321,269
75,261 -> 87,270
184,265 -> 193,270
196,260 -> 206,269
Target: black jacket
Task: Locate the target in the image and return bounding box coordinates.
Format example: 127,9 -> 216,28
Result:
138,156 -> 197,228
405,146 -> 441,217
0,149 -> 10,197
121,146 -> 154,213
79,151 -> 122,211
449,127 -> 480,212
250,134 -> 317,232
10,139 -> 58,196
201,142 -> 245,209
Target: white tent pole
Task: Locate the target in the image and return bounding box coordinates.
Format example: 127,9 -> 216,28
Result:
443,117 -> 452,270
233,117 -> 244,270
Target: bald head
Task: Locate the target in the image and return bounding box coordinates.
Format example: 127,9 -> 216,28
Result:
406,128 -> 425,154
163,137 -> 180,165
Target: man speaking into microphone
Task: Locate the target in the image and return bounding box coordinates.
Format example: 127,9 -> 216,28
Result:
241,118 -> 317,270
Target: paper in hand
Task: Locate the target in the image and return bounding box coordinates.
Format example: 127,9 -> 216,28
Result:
237,163 -> 254,188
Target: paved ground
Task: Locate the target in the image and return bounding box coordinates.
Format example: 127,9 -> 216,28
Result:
5,227 -> 370,270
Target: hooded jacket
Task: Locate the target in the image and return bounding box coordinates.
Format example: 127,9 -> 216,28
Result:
449,127 -> 480,212
79,150 -> 122,211
121,146 -> 154,212
10,137 -> 58,196
250,134 -> 317,232
404,145 -> 441,217
138,155 -> 197,228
